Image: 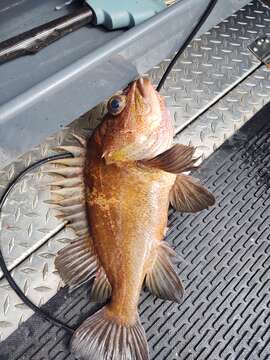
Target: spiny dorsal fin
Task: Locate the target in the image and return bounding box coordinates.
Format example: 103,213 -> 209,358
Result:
145,242 -> 184,303
170,174 -> 215,213
90,269 -> 112,303
71,133 -> 87,147
52,145 -> 85,157
55,236 -> 99,290
140,144 -> 198,174
43,132 -> 88,237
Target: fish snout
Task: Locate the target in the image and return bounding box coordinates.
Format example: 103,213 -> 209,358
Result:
136,77 -> 152,98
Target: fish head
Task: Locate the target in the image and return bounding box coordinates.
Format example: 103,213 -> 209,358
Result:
101,78 -> 174,163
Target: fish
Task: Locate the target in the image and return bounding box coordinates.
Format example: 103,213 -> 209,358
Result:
45,78 -> 215,360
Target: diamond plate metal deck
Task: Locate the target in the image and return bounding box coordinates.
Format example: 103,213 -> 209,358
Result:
0,108 -> 105,341
0,0 -> 254,169
0,0 -> 270,345
176,65 -> 270,162
1,100 -> 270,359
154,0 -> 270,133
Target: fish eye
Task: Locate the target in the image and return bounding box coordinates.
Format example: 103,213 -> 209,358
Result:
107,95 -> 126,115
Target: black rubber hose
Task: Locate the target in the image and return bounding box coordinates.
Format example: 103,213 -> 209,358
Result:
0,153 -> 74,334
156,0 -> 218,92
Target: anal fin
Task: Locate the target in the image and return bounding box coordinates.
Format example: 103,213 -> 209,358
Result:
145,242 -> 184,303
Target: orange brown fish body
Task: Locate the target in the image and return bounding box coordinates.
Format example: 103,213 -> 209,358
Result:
85,134 -> 176,328
47,78 -> 215,360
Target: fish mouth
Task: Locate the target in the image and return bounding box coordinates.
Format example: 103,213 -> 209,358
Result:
124,77 -> 151,99
136,78 -> 147,98
135,77 -> 151,98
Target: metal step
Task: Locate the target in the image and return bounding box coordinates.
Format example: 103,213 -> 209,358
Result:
1,99 -> 270,360
0,0 -> 251,168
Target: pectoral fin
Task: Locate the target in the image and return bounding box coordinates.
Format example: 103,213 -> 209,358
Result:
145,242 -> 184,303
170,174 -> 215,213
140,144 -> 197,174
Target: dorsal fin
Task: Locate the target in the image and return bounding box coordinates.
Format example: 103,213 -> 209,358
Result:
55,236 -> 99,290
43,132 -> 88,237
43,132 -> 109,291
90,269 -> 112,303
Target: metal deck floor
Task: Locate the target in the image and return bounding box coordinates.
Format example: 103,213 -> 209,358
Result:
1,102 -> 270,360
1,0 -> 270,343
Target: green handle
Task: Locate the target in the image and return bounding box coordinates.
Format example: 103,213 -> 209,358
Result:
86,0 -> 166,30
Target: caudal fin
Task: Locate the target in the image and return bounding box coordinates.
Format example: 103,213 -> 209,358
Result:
71,307 -> 149,360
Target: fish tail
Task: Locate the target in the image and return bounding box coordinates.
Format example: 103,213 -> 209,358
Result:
71,307 -> 149,360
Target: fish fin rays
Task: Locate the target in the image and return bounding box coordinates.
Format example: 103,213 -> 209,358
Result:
71,307 -> 149,360
90,269 -> 112,303
43,131 -> 89,237
145,242 -> 184,303
140,144 -> 198,174
140,143 -> 215,212
170,174 -> 215,213
55,236 -> 98,289
46,132 -> 113,294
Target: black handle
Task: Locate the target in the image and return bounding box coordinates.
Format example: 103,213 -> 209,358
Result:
0,6 -> 93,65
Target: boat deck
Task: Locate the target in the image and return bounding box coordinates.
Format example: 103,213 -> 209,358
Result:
0,1 -> 269,359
